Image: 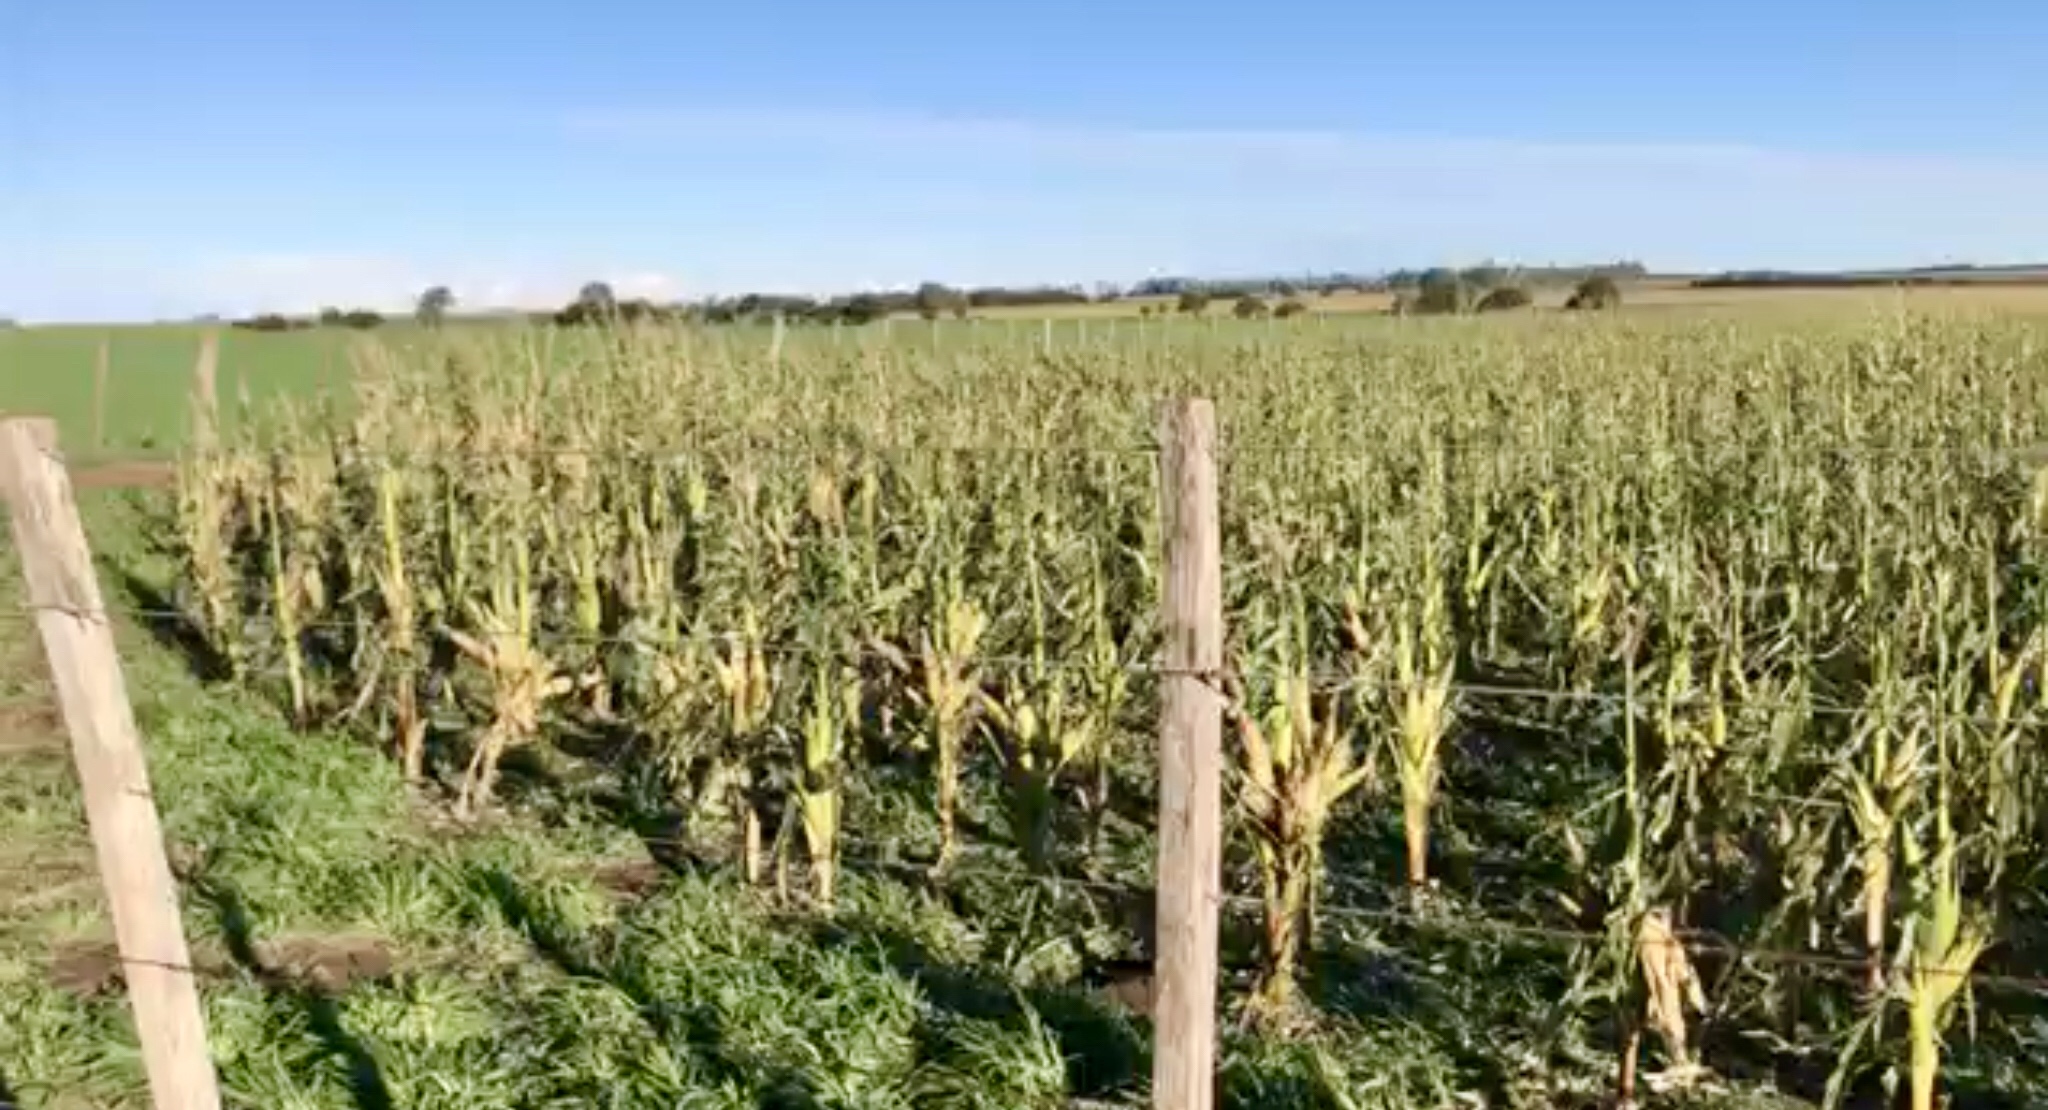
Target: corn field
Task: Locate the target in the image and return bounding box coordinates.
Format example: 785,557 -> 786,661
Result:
170,313 -> 2048,1107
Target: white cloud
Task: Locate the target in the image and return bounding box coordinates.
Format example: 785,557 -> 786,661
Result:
1,253 -> 699,324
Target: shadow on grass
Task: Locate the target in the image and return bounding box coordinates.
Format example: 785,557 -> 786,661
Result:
0,1066 -> 18,1110
478,865 -> 824,1109
812,912 -> 1150,1101
202,881 -> 394,1110
112,567 -> 234,684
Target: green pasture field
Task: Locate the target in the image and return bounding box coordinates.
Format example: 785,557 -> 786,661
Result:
0,326 -> 349,458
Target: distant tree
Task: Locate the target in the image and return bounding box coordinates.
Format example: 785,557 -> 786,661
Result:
340,309 -> 385,329
1413,270 -> 1468,315
553,281 -> 628,326
1274,299 -> 1309,319
415,286 -> 455,328
1475,286 -> 1535,313
1233,294 -> 1270,319
616,298 -> 668,323
839,294 -> 893,325
233,313 -> 310,332
1460,264 -> 1507,291
318,306 -> 345,326
1272,280 -> 1300,297
1138,304 -> 1154,318
0,316 -> 18,330
1176,290 -> 1211,316
915,282 -> 972,320
1566,275 -> 1623,310
964,285 -> 1089,309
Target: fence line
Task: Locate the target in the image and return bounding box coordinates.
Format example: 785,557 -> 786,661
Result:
3,599 -> 2040,736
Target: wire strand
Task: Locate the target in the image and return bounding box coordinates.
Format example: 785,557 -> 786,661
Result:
10,599 -> 2044,734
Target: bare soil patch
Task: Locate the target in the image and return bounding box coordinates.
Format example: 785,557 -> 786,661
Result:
591,856 -> 666,902
69,461 -> 174,491
0,702 -> 64,755
253,933 -> 398,993
49,932 -> 399,999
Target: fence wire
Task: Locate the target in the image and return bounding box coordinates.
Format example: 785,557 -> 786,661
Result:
5,599 -> 2045,735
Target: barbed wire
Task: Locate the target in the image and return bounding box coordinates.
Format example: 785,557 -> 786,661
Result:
7,598 -> 2043,736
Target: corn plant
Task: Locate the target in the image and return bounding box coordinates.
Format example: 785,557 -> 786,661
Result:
1228,603 -> 1374,1024
795,655 -> 859,909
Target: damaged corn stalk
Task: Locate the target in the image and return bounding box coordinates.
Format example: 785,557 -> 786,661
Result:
444,525 -> 574,817
1635,908 -> 1709,1093
795,655 -> 859,910
917,594 -> 986,874
711,607 -> 775,884
1899,789 -> 1989,1110
1229,636 -> 1373,1025
982,533 -> 1102,871
1347,582 -> 1454,896
1841,635 -> 1918,998
257,417 -> 335,727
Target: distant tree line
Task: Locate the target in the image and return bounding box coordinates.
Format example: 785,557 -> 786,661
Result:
673,283 -> 1096,327
1384,261 -> 1646,291
1691,267 -> 2048,290
230,306 -> 387,332
232,314 -> 316,332
1129,274 -> 1380,298
318,307 -> 387,329
1387,269 -> 1622,317
377,266 -> 1637,334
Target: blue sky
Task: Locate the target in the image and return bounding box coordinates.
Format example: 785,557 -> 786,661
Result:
5,0 -> 2048,321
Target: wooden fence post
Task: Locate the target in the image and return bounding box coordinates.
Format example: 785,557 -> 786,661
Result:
94,338 -> 111,451
190,332 -> 219,447
0,418 -> 221,1110
1153,398 -> 1224,1110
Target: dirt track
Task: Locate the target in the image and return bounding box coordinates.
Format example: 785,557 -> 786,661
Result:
70,461 -> 174,491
